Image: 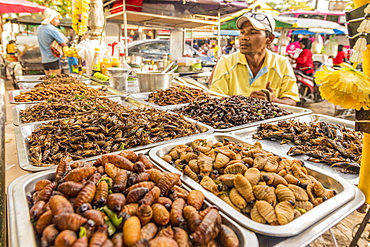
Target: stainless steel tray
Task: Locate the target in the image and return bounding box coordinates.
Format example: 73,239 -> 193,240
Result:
129,92 -> 190,110
230,114 -> 359,185
7,156 -> 258,247
166,103 -> 312,132
15,74 -> 88,82
8,86 -> 127,104
149,133 -> 356,237
11,96 -> 128,126
14,115 -> 214,171
18,79 -> 92,89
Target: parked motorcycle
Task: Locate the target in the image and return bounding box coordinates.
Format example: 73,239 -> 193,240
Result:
294,69 -> 322,107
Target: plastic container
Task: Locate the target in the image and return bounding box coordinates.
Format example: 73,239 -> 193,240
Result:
107,67 -> 130,93
92,47 -> 101,74
111,57 -> 121,67
101,57 -> 112,75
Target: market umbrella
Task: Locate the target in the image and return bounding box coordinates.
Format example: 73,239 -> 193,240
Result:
0,0 -> 46,13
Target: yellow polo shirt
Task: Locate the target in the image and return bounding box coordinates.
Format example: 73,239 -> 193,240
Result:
210,50 -> 300,102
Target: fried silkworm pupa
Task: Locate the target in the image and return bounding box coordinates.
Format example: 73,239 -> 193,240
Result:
126,187 -> 149,204
119,150 -> 138,162
234,174 -> 255,204
170,198 -> 186,226
187,190 -> 205,211
183,205 -> 201,232
149,237 -> 178,247
74,182 -> 97,209
35,179 -> 52,192
161,154 -> 173,163
63,166 -> 97,182
41,224 -> 59,247
139,186 -> 161,206
87,172 -> 102,184
93,180 -> 109,207
35,210 -> 53,234
76,203 -> 92,215
126,181 -> 155,194
53,213 -> 88,232
189,208 -> 222,245
89,225 -> 109,247
107,193 -> 126,212
275,201 -> 295,225
137,153 -> 153,169
183,165 -> 199,182
49,195 -> 74,216
250,203 -> 266,224
219,194 -> 240,212
137,204 -> 153,225
101,154 -> 134,171
71,236 -> 88,247
57,181 -> 84,197
128,172 -> 151,187
173,227 -> 190,247
29,200 -> 46,222
200,176 -> 220,195
82,209 -> 105,226
130,239 -> 149,247
157,172 -> 181,196
120,203 -> 139,216
152,203 -> 170,226
134,161 -> 146,173
255,200 -> 278,225
218,224 -> 239,247
55,159 -> 70,183
54,230 -> 77,247
157,225 -> 174,238
123,216 -> 141,246
199,205 -> 218,219
112,170 -> 128,193
229,187 -> 247,209
34,182 -> 56,203
111,232 -> 123,247
146,168 -> 164,184
170,185 -> 189,200
276,184 -> 296,203
157,197 -> 172,210
104,162 -> 122,179
140,222 -> 158,241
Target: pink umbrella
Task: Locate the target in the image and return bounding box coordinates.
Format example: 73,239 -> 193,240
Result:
0,0 -> 46,13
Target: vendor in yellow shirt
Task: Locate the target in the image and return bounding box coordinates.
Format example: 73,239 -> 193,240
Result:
209,12 -> 299,106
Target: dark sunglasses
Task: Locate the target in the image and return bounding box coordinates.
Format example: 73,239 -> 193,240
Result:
244,13 -> 272,31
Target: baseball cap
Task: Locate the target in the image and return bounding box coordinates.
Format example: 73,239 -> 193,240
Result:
41,8 -> 61,25
236,12 -> 275,33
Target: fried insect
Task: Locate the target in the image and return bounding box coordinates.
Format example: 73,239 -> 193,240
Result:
133,162 -> 146,173
101,154 -> 134,171
253,185 -> 277,206
146,169 -> 164,184
152,203 -> 170,226
263,155 -> 280,172
187,190 -> 204,211
197,153 -> 214,176
229,188 -> 247,209
234,174 -> 255,204
217,174 -> 235,188
107,193 -> 126,212
93,180 -> 109,207
219,194 -> 240,212
63,166 -> 97,182
157,197 -> 172,209
214,153 -> 230,169
41,224 -> 59,247
183,205 -> 202,232
112,170 -> 128,193
104,162 -> 122,179
295,200 -> 314,212
275,201 -> 295,225
71,236 -> 88,247
140,222 -> 158,241
137,204 -> 153,225
190,208 -> 222,245
123,216 -> 141,247
111,232 -> 124,247
49,195 -> 74,216
170,185 -> 189,200
35,179 -> 52,192
244,167 -> 261,186
74,182 -> 97,209
173,227 -> 190,247
82,209 -> 105,226
126,181 -> 155,194
34,182 -> 56,203
157,225 -> 174,238
29,200 -> 46,222
54,230 -> 77,247
183,165 -> 199,182
161,154 -> 173,163
200,176 -> 220,195
53,213 -> 88,231
89,225 -> 109,247
126,187 -> 149,204
119,150 -> 138,162
250,203 -> 266,224
149,237 -> 178,247
288,184 -> 309,201
313,182 -> 336,199
218,224 -> 240,247
55,159 -> 70,183
139,186 -> 161,206
224,163 -> 248,175
128,172 -> 151,187
120,203 -> 139,216
137,153 -> 154,169
170,198 -> 186,226
57,181 -> 84,196
255,200 -> 278,225
291,163 -> 312,186
35,210 -> 53,234
275,184 -> 296,203
157,172 -> 181,195
284,174 -> 300,185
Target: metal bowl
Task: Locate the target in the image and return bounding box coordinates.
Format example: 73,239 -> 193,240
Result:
136,72 -> 178,92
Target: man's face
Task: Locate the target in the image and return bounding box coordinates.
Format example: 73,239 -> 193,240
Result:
238,21 -> 270,55
50,16 -> 60,27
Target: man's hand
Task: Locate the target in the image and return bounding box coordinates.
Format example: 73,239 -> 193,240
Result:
250,82 -> 277,102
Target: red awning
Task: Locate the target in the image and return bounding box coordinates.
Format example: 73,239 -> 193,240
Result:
0,0 -> 46,13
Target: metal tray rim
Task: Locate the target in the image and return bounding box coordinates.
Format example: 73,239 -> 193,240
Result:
128,93 -> 190,110
148,133 -> 356,237
17,79 -> 92,89
7,166 -> 258,247
14,115 -> 214,171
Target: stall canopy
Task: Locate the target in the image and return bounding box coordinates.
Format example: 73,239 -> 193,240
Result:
0,0 -> 46,13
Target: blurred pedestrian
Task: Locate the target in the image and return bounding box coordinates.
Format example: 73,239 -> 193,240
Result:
333,45 -> 349,67
37,8 -> 67,75
288,38 -> 314,76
